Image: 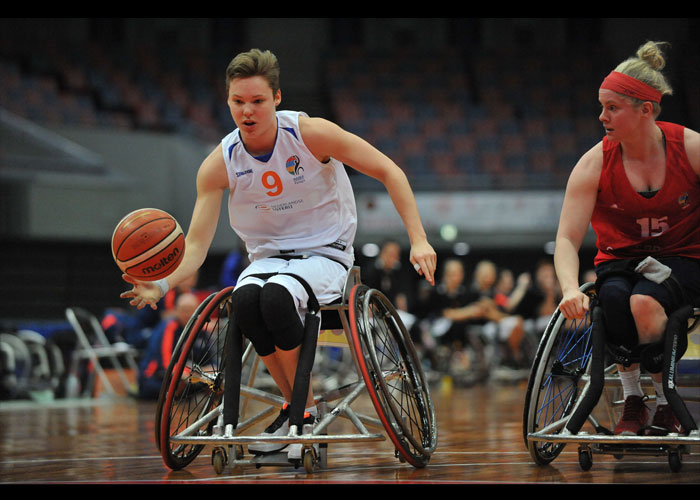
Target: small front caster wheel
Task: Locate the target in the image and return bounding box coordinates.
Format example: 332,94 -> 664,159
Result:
303,448 -> 318,473
578,447 -> 593,471
668,450 -> 682,473
212,447 -> 227,475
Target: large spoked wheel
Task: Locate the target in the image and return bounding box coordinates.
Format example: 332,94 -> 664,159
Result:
156,287 -> 234,470
154,291 -> 218,452
523,282 -> 596,465
349,284 -> 437,468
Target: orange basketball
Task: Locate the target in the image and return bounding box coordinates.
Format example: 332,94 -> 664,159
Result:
111,208 -> 185,281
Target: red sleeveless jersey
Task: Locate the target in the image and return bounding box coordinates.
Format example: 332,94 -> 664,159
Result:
591,121 -> 700,266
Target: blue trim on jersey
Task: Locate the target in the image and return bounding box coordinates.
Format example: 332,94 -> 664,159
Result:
227,118 -> 297,164
281,126 -> 298,140
254,151 -> 273,162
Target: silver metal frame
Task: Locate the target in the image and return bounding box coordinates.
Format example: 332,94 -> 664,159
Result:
162,266 -> 434,474
525,286 -> 700,470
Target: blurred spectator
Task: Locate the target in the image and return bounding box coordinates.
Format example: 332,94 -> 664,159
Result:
363,239 -> 421,338
494,268 -> 531,315
137,292 -> 201,399
100,305 -> 160,350
418,259 -> 531,378
102,271 -> 208,351
470,260 -> 498,298
443,261 -> 521,329
415,259 -> 487,380
461,261 -> 528,371
533,259 -> 561,319
418,259 -> 481,346
363,240 -> 416,311
514,259 -> 563,338
160,270 -> 211,320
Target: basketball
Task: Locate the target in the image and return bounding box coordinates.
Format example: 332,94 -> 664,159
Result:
111,208 -> 185,281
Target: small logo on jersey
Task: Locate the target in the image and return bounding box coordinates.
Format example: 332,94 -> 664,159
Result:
286,155 -> 306,184
286,156 -> 303,175
255,199 -> 304,213
236,168 -> 253,178
326,239 -> 348,251
678,191 -> 689,208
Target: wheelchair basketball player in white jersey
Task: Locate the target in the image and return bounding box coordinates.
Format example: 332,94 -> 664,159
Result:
120,48 -> 437,460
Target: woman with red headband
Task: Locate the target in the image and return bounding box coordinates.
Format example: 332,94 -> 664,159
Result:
554,41 -> 700,436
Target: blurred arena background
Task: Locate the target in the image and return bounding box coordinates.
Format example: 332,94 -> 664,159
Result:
1,17 -> 699,323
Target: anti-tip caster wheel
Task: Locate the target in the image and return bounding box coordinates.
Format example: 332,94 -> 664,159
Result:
578,446 -> 593,471
211,447 -> 228,475
303,448 -> 319,473
668,449 -> 682,473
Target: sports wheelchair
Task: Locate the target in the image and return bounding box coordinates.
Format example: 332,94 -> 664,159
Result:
523,282 -> 700,472
153,266 -> 437,474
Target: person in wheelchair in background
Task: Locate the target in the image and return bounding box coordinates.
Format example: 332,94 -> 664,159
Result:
137,292 -> 201,400
120,48 -> 436,460
554,41 -> 700,436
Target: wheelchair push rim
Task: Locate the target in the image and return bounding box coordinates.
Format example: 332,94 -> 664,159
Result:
157,287 -> 233,470
154,289 -> 221,451
349,284 -> 437,468
523,282 -> 596,465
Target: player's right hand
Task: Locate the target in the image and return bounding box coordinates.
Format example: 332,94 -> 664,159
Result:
558,289 -> 590,319
120,274 -> 163,310
409,239 -> 437,286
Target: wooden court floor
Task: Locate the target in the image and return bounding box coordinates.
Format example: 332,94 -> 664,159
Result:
1,382 -> 698,486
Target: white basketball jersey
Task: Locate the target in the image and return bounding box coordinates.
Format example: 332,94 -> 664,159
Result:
221,110 -> 357,268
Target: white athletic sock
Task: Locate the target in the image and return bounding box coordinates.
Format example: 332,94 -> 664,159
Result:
652,380 -> 667,406
619,368 -> 644,399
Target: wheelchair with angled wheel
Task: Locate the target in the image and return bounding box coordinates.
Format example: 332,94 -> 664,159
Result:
154,266 -> 437,474
523,281 -> 700,472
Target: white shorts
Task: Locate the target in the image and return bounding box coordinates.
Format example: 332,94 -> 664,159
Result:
237,256 -> 347,318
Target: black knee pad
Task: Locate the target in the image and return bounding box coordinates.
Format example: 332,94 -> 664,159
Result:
597,277 -> 638,349
260,283 -> 304,351
231,284 -> 275,356
641,341 -> 666,374
640,305 -> 691,374
640,337 -> 688,374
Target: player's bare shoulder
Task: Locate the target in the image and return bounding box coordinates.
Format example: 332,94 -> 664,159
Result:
570,141 -> 604,185
197,144 -> 229,192
298,115 -> 342,163
298,115 -> 341,141
578,141 -> 604,170
683,127 -> 700,176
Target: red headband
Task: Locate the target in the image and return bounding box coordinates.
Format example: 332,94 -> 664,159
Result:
600,71 -> 662,103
